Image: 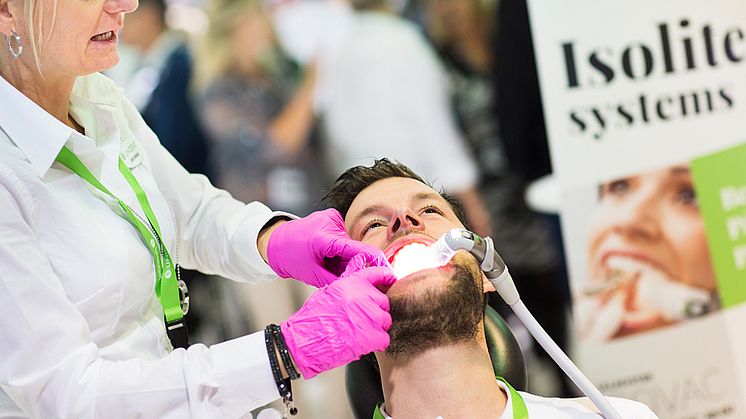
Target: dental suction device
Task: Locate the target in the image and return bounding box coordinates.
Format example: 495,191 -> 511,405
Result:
435,228 -> 624,419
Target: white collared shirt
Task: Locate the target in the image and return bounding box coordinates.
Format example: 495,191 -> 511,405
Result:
377,380 -> 659,418
0,72 -> 289,418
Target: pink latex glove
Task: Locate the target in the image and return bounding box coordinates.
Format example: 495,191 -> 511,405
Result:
266,208 -> 387,287
280,260 -> 396,379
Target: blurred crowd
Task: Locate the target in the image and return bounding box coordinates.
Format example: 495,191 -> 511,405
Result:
108,0 -> 569,416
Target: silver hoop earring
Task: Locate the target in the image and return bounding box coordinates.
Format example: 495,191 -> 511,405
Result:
6,31 -> 23,59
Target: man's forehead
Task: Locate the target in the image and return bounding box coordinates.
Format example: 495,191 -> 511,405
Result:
345,177 -> 444,220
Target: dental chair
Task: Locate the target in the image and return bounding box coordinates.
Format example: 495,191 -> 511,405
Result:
345,305 -> 528,419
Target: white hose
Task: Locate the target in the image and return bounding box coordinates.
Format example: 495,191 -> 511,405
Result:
435,228 -> 625,418
510,299 -> 623,419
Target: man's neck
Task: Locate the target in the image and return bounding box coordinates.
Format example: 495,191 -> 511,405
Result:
377,339 -> 508,419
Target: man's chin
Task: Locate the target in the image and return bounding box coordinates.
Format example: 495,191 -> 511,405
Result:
385,263 -> 485,359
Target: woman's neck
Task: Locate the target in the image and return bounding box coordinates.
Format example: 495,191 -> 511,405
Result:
376,339 -> 508,419
1,62 -> 76,129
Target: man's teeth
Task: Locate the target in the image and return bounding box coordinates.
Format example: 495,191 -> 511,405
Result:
92,31 -> 114,41
391,243 -> 438,279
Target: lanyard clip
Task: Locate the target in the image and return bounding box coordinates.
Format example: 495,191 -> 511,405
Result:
166,318 -> 189,349
178,279 -> 189,316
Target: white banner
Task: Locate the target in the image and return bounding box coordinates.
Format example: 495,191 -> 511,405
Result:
527,1 -> 746,417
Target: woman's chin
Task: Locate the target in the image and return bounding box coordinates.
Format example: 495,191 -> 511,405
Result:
83,46 -> 121,74
616,311 -> 670,337
95,55 -> 120,73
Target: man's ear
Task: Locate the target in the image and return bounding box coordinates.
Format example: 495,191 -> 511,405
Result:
482,272 -> 496,293
0,0 -> 18,37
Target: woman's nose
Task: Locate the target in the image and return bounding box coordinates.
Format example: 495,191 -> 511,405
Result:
611,193 -> 661,240
105,0 -> 139,14
387,208 -> 425,240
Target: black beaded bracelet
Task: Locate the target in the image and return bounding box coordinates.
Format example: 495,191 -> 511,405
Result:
270,324 -> 300,380
265,325 -> 298,418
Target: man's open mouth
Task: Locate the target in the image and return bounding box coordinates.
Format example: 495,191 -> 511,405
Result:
384,235 -> 435,264
385,235 -> 444,279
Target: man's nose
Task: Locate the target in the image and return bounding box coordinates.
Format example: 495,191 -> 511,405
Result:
387,208 -> 425,240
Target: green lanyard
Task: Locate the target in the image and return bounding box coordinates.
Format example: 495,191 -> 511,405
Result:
55,146 -> 187,341
372,376 -> 528,419
497,376 -> 529,419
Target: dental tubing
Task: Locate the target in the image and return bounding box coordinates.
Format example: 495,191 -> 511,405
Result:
510,300 -> 623,419
437,229 -> 624,419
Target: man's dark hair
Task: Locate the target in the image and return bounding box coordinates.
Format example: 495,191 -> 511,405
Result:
322,158 -> 468,226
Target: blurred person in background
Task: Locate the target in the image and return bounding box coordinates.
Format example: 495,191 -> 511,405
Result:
116,0 -> 209,176
321,0 -> 493,238
423,0 -> 573,397
194,0 -> 319,216
192,1 -> 351,417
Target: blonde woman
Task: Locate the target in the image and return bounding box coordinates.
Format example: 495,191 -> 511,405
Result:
0,0 -> 396,417
194,0 -> 318,214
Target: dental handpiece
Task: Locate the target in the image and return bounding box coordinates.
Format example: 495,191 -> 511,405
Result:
441,229 -> 519,305
439,228 -> 624,419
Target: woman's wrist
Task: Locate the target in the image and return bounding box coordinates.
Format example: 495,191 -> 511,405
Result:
264,324 -> 299,415
257,217 -> 290,263
273,338 -> 299,380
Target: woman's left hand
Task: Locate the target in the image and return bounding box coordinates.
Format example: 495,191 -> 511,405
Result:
265,209 -> 388,287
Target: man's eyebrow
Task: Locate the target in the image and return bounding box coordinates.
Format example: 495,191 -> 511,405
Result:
413,191 -> 444,202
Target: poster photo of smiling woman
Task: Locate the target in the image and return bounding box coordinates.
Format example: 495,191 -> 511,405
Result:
574,164 -> 721,343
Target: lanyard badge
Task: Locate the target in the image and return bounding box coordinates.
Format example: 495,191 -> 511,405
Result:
56,146 -> 189,349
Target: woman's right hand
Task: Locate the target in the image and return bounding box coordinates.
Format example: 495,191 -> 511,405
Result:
265,208 -> 388,288
279,263 -> 396,379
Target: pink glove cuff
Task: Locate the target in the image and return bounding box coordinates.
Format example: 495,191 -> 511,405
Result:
280,266 -> 395,379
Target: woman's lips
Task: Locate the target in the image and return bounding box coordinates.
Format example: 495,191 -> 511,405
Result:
91,31 -> 117,42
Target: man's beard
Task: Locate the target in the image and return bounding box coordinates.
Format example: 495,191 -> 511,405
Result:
385,259 -> 485,358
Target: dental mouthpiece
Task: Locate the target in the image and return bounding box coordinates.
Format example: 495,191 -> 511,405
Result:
390,236 -> 457,279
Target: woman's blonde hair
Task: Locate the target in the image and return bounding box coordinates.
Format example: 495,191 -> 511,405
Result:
1,0 -> 58,73
192,0 -> 272,91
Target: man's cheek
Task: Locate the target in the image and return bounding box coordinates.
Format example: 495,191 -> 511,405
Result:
361,235 -> 388,251
483,273 -> 496,293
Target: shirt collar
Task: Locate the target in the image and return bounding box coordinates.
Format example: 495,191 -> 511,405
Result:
496,380 -> 514,419
0,73 -> 123,178
376,381 -> 513,419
